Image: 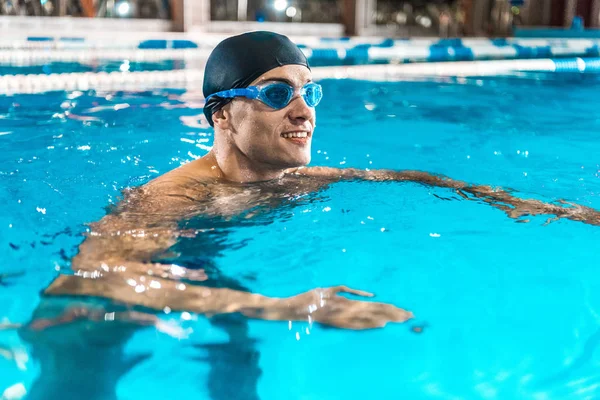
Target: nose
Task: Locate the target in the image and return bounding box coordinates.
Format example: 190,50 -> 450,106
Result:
287,95 -> 314,125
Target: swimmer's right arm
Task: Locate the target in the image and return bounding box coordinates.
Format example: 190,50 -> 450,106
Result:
44,273 -> 413,330
70,179 -> 207,274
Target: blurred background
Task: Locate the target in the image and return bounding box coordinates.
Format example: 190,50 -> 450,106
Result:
1,0 -> 599,38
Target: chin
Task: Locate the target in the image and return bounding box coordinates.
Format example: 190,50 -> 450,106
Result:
278,156 -> 310,169
281,159 -> 309,168
291,152 -> 311,167
277,147 -> 311,168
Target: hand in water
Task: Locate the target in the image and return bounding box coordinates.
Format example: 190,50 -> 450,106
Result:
554,200 -> 600,225
294,286 -> 413,329
245,286 -> 413,330
462,185 -> 600,225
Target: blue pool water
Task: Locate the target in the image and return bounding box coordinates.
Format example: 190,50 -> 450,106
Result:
1,74 -> 600,400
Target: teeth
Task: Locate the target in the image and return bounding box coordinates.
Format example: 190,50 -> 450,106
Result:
282,132 -> 308,139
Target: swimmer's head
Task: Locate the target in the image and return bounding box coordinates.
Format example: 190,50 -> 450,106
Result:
203,31 -> 316,169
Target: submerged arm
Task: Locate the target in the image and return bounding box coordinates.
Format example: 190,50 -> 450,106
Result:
290,167 -> 600,226
45,274 -> 412,330
70,178 -> 212,279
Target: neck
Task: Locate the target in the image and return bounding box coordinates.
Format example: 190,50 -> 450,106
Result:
209,138 -> 286,183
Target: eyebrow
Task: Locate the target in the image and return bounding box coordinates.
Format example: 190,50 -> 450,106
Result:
258,77 -> 312,86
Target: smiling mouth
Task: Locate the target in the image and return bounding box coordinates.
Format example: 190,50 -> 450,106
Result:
281,131 -> 310,139
280,131 -> 311,146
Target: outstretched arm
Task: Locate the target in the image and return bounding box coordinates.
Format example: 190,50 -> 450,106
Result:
290,167 -> 600,226
45,274 -> 412,330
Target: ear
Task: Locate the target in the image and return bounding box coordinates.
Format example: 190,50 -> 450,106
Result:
212,108 -> 230,130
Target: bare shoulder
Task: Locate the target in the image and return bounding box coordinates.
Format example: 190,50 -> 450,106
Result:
112,159 -> 218,217
147,157 -> 219,188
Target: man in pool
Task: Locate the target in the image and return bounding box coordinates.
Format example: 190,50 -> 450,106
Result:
12,30 -> 600,400
37,31 -> 600,330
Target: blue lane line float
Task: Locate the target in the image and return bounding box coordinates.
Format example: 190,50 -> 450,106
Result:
310,48 -> 340,60
491,38 -> 510,47
436,38 -> 464,47
302,38 -> 600,65
428,44 -> 474,61
582,58 -> 600,71
551,57 -> 600,72
346,44 -> 371,64
27,37 -> 53,42
553,58 -> 584,72
513,45 -> 553,58
320,37 -> 351,42
585,45 -> 600,57
138,40 -> 198,49
377,38 -> 395,48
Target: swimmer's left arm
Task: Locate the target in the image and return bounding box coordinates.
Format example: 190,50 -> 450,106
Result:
289,167 -> 465,188
290,166 -> 600,226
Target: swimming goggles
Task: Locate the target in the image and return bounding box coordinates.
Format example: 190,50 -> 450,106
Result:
206,82 -> 323,110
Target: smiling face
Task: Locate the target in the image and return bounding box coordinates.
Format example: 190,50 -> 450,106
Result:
214,64 -> 316,170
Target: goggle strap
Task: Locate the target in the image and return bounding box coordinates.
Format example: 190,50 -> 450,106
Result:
206,87 -> 259,102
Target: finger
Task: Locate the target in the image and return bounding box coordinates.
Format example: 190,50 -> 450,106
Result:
392,308 -> 414,322
330,286 -> 374,298
374,304 -> 414,323
368,303 -> 414,322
